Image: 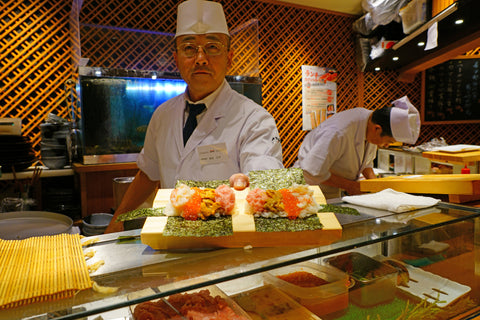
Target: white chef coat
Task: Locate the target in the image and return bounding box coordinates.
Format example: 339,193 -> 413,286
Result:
137,80 -> 283,188
294,108 -> 377,199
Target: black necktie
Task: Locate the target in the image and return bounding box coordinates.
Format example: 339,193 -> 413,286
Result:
183,102 -> 206,145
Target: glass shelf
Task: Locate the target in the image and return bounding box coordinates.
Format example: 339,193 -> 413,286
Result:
5,201 -> 480,320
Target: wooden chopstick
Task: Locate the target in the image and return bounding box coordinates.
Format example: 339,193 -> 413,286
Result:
432,288 -> 448,295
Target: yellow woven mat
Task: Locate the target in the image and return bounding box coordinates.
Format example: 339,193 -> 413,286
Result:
0,234 -> 92,309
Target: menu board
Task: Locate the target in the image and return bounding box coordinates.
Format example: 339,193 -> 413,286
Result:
424,59 -> 480,122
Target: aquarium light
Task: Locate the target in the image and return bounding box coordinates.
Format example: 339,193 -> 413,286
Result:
125,80 -> 186,95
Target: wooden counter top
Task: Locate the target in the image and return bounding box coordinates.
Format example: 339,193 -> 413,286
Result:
0,166 -> 73,181
360,174 -> 480,195
422,150 -> 480,165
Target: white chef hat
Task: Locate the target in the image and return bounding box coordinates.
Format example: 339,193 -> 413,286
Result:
175,0 -> 229,38
390,96 -> 420,145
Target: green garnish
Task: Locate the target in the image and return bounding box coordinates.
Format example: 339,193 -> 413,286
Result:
318,204 -> 360,215
175,179 -> 229,188
249,168 -> 306,190
163,216 -> 233,237
254,215 -> 322,232
116,207 -> 165,222
116,235 -> 140,243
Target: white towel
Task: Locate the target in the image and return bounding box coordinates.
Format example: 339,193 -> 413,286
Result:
342,188 -> 440,213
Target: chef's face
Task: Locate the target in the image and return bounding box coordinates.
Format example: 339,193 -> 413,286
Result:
368,124 -> 396,148
174,33 -> 233,102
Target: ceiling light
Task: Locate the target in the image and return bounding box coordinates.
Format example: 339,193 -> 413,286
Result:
375,67 -> 381,71
392,56 -> 399,61
455,19 -> 464,25
417,41 -> 425,47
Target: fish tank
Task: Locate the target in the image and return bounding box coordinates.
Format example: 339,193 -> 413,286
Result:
78,66 -> 262,164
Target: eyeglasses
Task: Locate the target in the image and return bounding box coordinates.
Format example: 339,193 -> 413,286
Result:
177,42 -> 226,58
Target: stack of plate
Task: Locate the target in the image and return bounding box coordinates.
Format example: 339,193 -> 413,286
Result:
40,123 -> 70,169
0,135 -> 36,172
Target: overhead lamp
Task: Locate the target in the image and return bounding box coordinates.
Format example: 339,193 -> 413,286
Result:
392,56 -> 399,61
374,67 -> 381,71
455,19 -> 464,25
417,41 -> 425,47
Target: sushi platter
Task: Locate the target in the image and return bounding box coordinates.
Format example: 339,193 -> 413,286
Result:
140,186 -> 342,250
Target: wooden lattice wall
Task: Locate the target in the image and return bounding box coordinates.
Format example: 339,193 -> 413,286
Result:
2,0 -> 480,169
1,0 -> 74,154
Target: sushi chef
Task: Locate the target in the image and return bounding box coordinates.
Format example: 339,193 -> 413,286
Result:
295,96 -> 420,200
106,0 -> 283,233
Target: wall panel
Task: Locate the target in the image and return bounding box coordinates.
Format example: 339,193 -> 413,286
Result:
2,0 -> 478,170
1,0 -> 73,154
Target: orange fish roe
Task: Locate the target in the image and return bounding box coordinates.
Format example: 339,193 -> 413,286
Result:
279,189 -> 300,219
182,189 -> 202,220
277,271 -> 329,287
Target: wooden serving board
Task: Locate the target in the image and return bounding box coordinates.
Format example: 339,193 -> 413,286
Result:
360,174 -> 480,195
141,186 -> 342,250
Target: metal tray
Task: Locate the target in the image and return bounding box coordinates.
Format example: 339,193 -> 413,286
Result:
0,211 -> 72,240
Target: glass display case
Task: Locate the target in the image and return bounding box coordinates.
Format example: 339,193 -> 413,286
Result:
4,201 -> 480,320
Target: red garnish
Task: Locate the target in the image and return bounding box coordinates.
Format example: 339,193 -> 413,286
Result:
182,189 -> 202,220
280,189 -> 300,220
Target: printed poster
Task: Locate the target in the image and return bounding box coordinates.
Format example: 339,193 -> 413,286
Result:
302,65 -> 337,130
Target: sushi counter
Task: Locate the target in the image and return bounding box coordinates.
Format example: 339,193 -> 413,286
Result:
3,201 -> 480,319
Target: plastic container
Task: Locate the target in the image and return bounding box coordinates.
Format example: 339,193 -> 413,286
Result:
263,262 -> 349,317
131,285 -> 252,320
232,284 -> 321,320
324,252 -> 398,307
400,0 -> 428,34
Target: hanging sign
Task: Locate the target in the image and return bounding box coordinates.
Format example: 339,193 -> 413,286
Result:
301,65 -> 337,130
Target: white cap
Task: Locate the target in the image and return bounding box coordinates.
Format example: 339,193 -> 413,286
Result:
175,0 -> 229,38
390,96 -> 420,144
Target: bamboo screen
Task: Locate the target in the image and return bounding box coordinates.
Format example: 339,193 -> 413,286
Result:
2,0 -> 480,169
0,234 -> 92,309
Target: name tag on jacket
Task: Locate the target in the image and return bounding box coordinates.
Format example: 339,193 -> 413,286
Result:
197,143 -> 228,165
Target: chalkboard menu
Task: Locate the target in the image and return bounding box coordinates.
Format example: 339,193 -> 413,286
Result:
424,59 -> 480,122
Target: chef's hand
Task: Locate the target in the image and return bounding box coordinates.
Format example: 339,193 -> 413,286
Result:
229,173 -> 249,190
323,172 -> 363,196
344,180 -> 362,196
105,220 -> 124,234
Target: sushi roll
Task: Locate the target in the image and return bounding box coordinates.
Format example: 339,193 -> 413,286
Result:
166,184 -> 236,220
246,184 -> 320,219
